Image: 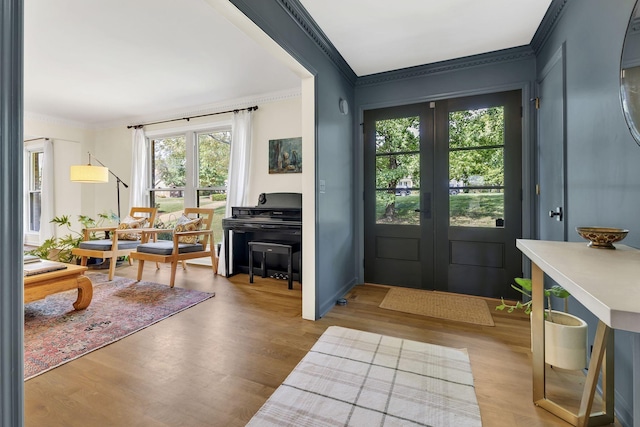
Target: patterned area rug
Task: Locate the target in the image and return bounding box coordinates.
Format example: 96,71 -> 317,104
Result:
24,273 -> 214,380
248,326 -> 482,427
379,288 -> 495,326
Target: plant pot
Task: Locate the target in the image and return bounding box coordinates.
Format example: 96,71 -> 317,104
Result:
531,310 -> 588,370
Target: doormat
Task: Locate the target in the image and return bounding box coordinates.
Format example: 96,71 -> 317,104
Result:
24,273 -> 214,380
379,287 -> 495,326
247,326 -> 482,426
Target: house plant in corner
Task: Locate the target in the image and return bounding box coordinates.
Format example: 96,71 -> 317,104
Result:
496,278 -> 588,370
27,212 -> 118,263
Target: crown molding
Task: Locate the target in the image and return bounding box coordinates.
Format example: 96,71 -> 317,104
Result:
530,0 -> 570,54
356,46 -> 535,87
276,0 -> 357,85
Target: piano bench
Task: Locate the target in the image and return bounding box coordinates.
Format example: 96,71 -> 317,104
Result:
248,241 -> 301,289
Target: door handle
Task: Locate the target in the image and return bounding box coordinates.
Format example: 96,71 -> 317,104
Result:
549,207 -> 563,221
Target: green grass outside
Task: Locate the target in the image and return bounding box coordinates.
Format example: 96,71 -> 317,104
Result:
376,192 -> 504,227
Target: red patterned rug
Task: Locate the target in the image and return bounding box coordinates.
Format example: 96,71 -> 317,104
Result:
24,273 -> 214,380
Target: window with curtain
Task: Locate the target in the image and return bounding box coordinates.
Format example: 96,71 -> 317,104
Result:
149,127 -> 231,242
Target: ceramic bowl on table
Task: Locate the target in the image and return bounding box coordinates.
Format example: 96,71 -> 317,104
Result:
575,227 -> 629,249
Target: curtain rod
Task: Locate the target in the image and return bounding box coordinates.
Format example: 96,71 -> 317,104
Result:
127,105 -> 258,129
24,137 -> 50,143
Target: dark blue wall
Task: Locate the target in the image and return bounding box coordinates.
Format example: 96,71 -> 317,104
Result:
230,0 -> 358,318
537,0 -> 638,424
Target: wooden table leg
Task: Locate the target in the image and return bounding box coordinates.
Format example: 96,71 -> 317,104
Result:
72,275 -> 93,310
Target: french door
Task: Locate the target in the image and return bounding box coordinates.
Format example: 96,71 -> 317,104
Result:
364,90 -> 523,299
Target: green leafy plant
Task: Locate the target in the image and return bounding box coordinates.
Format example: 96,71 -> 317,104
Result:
495,277 -> 571,322
27,212 -> 118,263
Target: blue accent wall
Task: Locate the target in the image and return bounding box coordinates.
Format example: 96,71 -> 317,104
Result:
230,0 -> 358,318
536,1 -> 638,424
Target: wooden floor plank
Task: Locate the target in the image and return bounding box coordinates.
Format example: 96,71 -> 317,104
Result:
23,262 -> 621,426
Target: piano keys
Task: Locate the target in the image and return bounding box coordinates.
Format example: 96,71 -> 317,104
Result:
222,192 -> 301,279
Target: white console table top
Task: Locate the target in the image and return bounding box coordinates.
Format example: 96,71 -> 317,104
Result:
516,239 -> 640,333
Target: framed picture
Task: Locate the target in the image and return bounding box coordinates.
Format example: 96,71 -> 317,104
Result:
269,137 -> 302,174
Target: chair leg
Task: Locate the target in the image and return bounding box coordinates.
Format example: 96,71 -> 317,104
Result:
128,257 -> 133,266
136,260 -> 145,282
170,262 -> 178,288
211,252 -> 218,275
80,256 -> 88,266
155,262 -> 160,270
108,256 -> 116,281
181,260 -> 187,270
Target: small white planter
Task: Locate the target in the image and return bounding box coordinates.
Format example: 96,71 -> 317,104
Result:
531,310 -> 588,371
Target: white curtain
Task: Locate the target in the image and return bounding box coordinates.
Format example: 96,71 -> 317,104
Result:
129,127 -> 149,212
39,138 -> 56,242
218,109 -> 253,275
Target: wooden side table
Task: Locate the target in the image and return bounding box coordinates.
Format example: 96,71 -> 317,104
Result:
24,263 -> 93,310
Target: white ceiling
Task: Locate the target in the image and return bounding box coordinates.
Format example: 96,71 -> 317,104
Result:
299,0 -> 552,77
24,0 -> 551,127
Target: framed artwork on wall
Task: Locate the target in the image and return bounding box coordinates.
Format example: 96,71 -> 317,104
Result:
269,137 -> 302,174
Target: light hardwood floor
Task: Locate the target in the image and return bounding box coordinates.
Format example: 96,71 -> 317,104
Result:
24,262 -> 621,426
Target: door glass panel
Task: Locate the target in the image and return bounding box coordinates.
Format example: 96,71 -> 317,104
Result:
374,116 -> 421,224
449,107 -> 505,227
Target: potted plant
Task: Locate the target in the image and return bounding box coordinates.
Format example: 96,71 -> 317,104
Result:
27,212 -> 118,263
496,278 -> 588,371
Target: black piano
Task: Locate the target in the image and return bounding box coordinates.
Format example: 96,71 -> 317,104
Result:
222,192 -> 301,279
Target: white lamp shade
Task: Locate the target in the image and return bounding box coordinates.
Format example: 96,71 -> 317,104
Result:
70,165 -> 109,183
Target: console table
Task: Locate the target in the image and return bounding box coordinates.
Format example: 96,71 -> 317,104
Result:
517,239 -> 640,427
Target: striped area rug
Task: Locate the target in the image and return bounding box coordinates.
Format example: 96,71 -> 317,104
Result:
247,326 -> 482,426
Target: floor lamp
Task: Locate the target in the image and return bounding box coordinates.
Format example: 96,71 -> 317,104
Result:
70,152 -> 129,219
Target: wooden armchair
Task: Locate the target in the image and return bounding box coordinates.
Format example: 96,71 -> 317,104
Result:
129,208 -> 218,287
72,207 -> 157,281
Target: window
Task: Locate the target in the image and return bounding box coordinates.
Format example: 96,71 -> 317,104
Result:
448,106 -> 505,227
151,135 -> 187,217
374,116 -> 421,225
24,141 -> 45,240
149,126 -> 231,241
28,150 -> 43,232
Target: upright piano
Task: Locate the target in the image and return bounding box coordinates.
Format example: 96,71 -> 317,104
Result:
222,192 -> 302,278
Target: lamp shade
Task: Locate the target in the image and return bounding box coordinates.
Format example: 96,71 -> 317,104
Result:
70,165 -> 109,183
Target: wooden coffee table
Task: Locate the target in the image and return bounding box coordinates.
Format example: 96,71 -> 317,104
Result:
24,264 -> 93,310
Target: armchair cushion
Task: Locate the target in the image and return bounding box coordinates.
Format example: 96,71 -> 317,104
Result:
173,215 -> 202,244
135,241 -> 204,256
117,215 -> 148,240
78,239 -> 141,251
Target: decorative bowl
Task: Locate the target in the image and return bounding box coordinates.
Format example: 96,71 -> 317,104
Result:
575,227 -> 629,249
